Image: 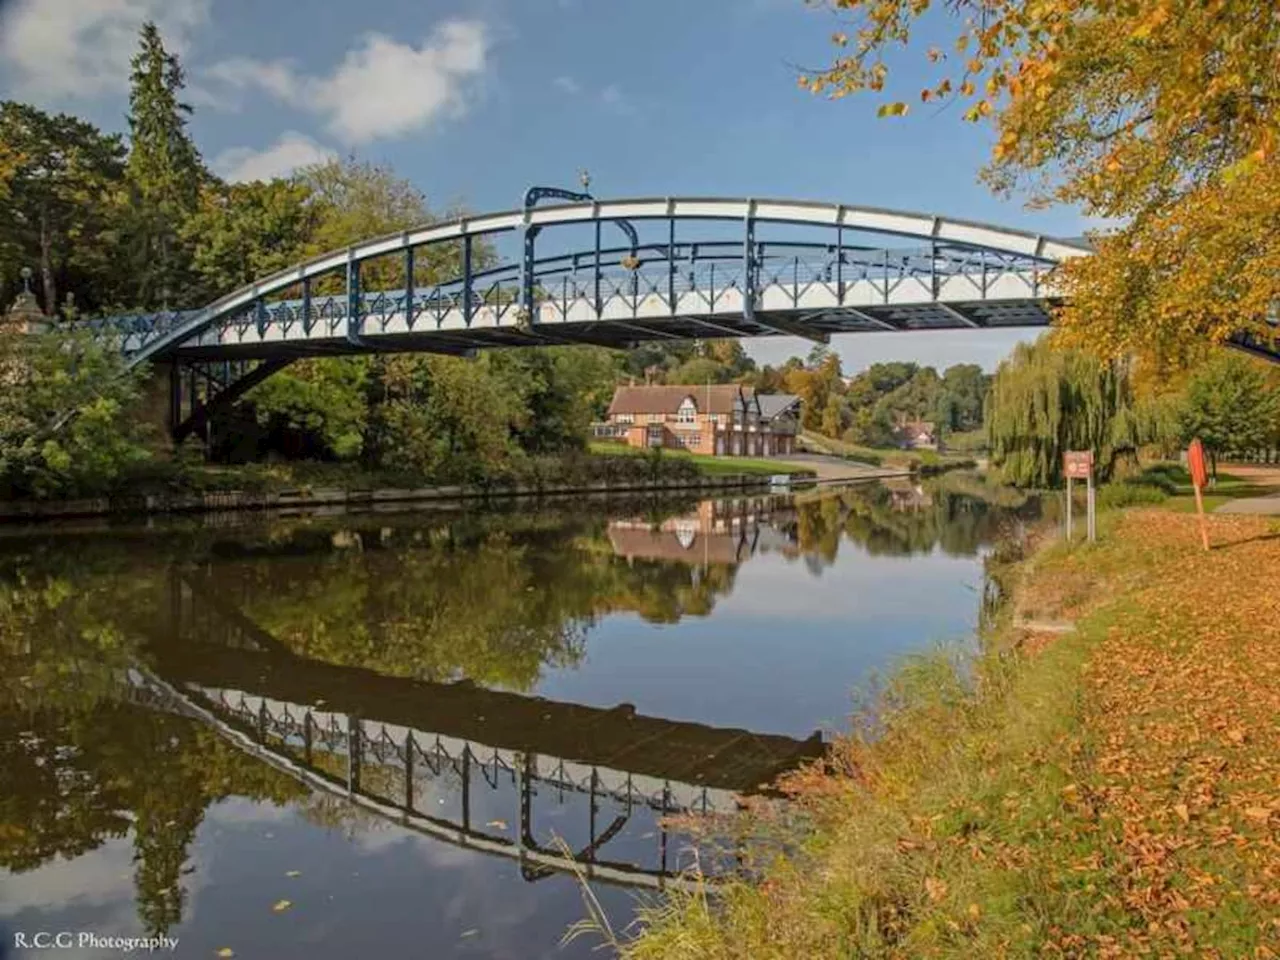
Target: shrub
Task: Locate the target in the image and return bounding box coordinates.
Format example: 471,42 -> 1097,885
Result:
1097,481 -> 1168,509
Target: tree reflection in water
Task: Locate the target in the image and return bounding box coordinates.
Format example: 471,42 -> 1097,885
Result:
0,478 -> 1037,936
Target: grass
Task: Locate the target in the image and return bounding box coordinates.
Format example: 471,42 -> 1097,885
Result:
587,441 -> 808,477
799,432 -> 977,474
614,507 -> 1280,958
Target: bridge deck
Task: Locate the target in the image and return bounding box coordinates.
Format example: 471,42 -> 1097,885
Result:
150,643 -> 825,795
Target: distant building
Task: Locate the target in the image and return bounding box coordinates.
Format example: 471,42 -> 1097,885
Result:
607,496 -> 797,565
595,385 -> 801,456
893,416 -> 937,450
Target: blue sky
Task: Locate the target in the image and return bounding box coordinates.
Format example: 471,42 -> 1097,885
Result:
0,0 -> 1081,372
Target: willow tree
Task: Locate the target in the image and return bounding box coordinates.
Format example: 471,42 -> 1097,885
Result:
801,0 -> 1280,368
985,338 -> 1167,488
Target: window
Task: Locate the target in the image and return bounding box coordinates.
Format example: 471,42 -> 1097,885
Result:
676,398 -> 697,424
614,413 -> 634,424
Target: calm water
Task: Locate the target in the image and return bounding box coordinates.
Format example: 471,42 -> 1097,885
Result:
0,477 -> 1035,960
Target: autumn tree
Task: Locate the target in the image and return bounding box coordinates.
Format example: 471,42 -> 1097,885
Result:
803,0 -> 1280,367
124,22 -> 205,309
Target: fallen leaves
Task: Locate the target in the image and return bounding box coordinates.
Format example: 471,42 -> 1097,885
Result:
271,899 -> 292,913
1065,511 -> 1280,953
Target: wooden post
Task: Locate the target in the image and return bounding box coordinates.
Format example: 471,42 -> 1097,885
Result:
1193,481 -> 1210,552
1188,438 -> 1211,552
1087,471 -> 1096,542
1066,476 -> 1073,540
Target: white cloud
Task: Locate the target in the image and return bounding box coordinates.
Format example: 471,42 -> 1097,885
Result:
599,83 -> 636,115
206,57 -> 304,103
0,0 -> 210,101
212,132 -> 337,183
553,75 -> 580,95
207,19 -> 490,144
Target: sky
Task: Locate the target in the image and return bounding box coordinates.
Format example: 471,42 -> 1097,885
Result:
0,0 -> 1089,373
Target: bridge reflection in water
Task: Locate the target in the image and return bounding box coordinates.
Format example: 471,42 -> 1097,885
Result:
137,562 -> 826,891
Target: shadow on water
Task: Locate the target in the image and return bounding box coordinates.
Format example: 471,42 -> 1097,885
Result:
0,476 -> 1038,956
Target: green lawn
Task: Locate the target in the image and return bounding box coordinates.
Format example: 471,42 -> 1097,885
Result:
587,441 -> 806,476
1142,463 -> 1280,513
799,431 -> 976,470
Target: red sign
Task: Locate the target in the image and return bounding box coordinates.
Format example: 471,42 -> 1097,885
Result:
1187,438 -> 1208,489
1063,450 -> 1094,480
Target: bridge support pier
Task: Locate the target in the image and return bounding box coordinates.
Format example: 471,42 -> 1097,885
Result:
138,360 -> 179,452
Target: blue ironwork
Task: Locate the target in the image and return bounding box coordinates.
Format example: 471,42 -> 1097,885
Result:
63,194 -> 1278,442
519,184 -> 641,324
404,246 -> 415,329
345,253 -> 362,346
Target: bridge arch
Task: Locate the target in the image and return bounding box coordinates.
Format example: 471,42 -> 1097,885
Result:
88,195 -> 1094,440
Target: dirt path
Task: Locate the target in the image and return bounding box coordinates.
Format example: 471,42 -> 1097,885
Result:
1215,462 -> 1280,515
780,453 -> 913,483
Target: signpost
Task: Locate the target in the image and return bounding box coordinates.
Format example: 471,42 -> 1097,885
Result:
1063,450 -> 1095,542
1187,438 -> 1211,551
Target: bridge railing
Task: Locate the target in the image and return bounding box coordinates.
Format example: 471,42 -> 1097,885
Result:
83,240 -> 1057,356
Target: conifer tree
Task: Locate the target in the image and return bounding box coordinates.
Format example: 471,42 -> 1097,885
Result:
124,22 -> 204,309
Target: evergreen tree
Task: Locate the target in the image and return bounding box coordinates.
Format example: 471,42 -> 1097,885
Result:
124,22 -> 204,309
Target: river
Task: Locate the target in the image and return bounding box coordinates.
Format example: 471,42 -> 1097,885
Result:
0,476 -> 1036,959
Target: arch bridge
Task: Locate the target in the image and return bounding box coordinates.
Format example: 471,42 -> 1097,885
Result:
78,189 -> 1275,441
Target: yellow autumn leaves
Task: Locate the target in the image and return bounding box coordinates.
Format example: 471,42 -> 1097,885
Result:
804,0 -> 1280,367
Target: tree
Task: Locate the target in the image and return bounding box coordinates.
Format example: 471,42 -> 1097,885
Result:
242,158 -> 487,460
124,22 -> 205,309
1180,353 -> 1280,478
0,102 -> 127,315
298,157 -> 462,291
0,328 -> 152,498
803,0 -> 1280,367
367,355 -> 523,481
184,179 -> 316,298
985,337 -> 1166,487
488,347 -> 619,454
937,364 -> 990,433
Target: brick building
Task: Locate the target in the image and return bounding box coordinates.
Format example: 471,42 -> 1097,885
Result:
597,384 -> 800,457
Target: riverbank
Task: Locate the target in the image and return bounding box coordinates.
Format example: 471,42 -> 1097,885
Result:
619,506 -> 1280,957
0,465 -> 819,523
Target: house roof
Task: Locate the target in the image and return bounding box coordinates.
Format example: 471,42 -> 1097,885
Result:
756,394 -> 801,420
607,526 -> 749,565
607,384 -> 756,416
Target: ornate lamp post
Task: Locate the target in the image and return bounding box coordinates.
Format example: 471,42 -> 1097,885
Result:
3,267 -> 48,334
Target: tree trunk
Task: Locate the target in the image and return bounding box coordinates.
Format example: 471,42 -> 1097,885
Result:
38,205 -> 56,315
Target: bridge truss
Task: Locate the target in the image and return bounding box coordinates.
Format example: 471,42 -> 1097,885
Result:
77,195 -> 1096,441
73,193 -> 1277,441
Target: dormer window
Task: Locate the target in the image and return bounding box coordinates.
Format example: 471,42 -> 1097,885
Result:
676,398 -> 697,424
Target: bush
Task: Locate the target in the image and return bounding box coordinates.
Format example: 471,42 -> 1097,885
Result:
1132,463 -> 1187,494
0,329 -> 154,500
1097,481 -> 1169,509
